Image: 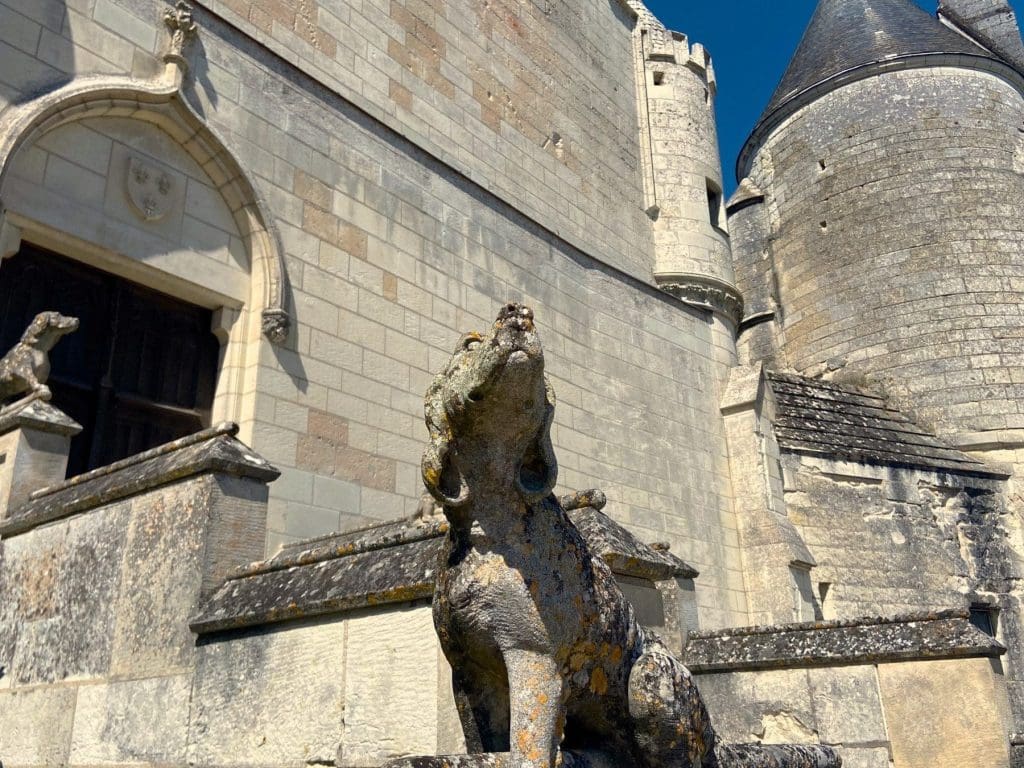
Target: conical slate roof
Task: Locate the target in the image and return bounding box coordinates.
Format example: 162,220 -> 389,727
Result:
757,0 -> 990,127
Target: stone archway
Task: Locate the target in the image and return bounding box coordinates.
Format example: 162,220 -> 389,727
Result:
0,9 -> 291,344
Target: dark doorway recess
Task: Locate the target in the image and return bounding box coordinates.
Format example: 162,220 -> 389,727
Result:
0,244 -> 220,477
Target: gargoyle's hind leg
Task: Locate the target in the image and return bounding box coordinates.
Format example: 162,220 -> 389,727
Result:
627,649 -> 717,768
452,664 -> 511,753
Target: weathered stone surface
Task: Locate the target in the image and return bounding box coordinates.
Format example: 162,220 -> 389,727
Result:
5,502 -> 127,685
108,478 -> 212,677
191,503 -> 696,635
342,605 -> 443,766
830,749 -> 890,768
188,620 -> 345,767
69,676 -> 191,765
191,534 -> 441,634
805,667 -> 886,745
0,686 -> 76,767
0,423 -> 279,537
0,399 -> 80,517
569,505 -> 699,581
767,372 -> 1004,477
686,611 -> 1004,673
878,657 -> 1011,768
695,670 -> 817,746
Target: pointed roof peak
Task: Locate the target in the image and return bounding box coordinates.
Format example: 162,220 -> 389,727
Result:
764,0 -> 987,119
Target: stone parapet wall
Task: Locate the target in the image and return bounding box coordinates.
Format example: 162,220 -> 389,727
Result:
0,428 -> 276,767
692,613 -> 1012,768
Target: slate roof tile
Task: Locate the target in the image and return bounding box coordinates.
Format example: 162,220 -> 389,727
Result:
766,370 -> 1005,477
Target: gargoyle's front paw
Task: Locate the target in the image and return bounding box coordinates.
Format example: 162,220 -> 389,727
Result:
35,385 -> 52,401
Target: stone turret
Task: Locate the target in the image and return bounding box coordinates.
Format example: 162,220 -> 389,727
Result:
629,2 -> 742,333
730,0 -> 1024,447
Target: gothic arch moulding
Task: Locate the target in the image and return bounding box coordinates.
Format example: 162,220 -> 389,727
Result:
0,4 -> 291,343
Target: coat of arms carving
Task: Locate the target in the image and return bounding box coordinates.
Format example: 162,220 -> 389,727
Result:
126,156 -> 177,222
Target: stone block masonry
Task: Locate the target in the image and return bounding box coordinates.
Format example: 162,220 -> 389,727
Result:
196,0 -> 655,281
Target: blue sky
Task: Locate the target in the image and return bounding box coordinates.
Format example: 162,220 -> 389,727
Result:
643,1 -> 956,194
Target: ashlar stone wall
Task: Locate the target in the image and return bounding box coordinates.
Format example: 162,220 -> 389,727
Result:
782,454 -> 1008,619
699,656 -> 1012,768
195,0 -> 655,280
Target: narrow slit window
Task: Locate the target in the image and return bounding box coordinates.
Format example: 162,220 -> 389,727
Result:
707,180 -> 722,229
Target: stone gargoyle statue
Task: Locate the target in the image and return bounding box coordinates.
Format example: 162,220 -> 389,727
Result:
0,311 -> 79,405
387,303 -> 841,768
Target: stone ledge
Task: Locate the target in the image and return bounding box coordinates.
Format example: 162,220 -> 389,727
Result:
192,506 -> 698,635
686,610 -> 1005,673
0,397 -> 82,436
0,423 -> 279,537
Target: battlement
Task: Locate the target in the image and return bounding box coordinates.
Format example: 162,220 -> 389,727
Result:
627,0 -> 717,90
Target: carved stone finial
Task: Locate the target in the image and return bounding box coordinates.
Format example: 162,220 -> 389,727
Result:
0,312 -> 79,406
164,1 -> 197,66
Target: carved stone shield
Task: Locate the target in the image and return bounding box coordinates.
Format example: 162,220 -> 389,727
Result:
126,156 -> 176,222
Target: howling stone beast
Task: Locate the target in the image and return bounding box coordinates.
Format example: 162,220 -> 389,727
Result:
422,302 -> 718,768
0,311 -> 79,404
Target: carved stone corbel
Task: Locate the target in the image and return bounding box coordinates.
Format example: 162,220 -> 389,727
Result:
657,275 -> 745,328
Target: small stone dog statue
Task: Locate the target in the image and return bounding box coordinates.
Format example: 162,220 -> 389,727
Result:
0,311 -> 79,405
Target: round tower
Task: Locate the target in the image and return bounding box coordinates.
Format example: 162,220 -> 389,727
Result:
732,0 -> 1024,445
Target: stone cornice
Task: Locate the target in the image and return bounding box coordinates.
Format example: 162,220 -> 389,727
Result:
657,275 -> 744,327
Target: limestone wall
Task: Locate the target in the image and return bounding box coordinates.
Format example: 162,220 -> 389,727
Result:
0,470 -> 267,766
0,0 -> 747,626
781,455 -> 1005,618
739,67 -> 1024,441
190,604 -> 462,768
193,0 -> 654,279
698,656 -> 1012,768
0,428 -> 459,768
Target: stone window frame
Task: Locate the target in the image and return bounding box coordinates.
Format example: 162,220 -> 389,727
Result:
0,75 -> 291,443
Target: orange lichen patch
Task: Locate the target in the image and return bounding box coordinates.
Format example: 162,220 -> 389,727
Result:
423,465 -> 440,488
589,666 -> 609,695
